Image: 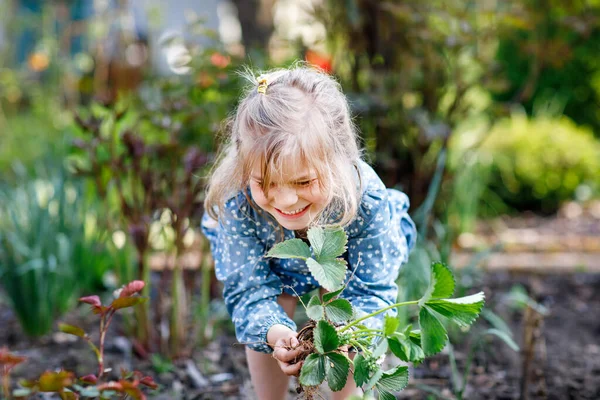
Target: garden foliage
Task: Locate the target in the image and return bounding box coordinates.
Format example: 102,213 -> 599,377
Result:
267,227 -> 484,398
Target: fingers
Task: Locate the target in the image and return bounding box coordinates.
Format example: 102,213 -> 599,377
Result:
278,359 -> 303,376
273,342 -> 302,363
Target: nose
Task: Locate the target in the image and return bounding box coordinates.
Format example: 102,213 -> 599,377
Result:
272,186 -> 298,208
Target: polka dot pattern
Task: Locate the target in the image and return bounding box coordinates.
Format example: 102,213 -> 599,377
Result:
201,161 -> 416,353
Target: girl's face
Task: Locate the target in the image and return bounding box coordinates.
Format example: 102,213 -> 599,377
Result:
249,160 -> 328,231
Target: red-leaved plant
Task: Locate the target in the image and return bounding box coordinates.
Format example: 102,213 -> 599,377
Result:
4,281 -> 158,399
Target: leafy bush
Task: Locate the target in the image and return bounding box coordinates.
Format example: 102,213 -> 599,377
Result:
0,173 -> 114,336
476,114 -> 600,213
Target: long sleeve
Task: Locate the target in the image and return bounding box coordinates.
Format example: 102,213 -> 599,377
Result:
201,196 -> 296,353
342,187 -> 416,329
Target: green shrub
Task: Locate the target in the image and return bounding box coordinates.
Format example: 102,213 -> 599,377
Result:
478,114 -> 600,213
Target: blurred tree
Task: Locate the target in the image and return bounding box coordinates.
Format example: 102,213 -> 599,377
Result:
491,0 -> 600,134
314,0 -> 502,209
232,0 -> 277,55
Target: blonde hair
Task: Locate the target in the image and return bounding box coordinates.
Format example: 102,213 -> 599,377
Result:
205,64 -> 363,228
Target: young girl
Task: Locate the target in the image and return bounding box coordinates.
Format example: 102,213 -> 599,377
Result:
202,65 -> 416,399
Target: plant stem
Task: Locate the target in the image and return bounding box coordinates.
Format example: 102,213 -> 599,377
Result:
2,373 -> 9,399
340,300 -> 419,332
98,315 -> 106,378
349,328 -> 383,336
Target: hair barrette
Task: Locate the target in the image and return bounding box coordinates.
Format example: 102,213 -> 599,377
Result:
257,78 -> 268,95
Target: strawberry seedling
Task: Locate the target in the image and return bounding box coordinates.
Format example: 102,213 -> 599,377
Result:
267,227 -> 485,399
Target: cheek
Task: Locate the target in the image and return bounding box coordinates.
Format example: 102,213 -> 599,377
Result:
303,186 -> 328,205
250,184 -> 270,208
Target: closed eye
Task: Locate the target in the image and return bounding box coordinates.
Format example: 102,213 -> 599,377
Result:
294,179 -> 317,187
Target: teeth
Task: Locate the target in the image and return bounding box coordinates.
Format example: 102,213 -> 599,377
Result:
280,206 -> 307,215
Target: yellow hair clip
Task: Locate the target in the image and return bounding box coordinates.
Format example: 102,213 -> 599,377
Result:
257,78 -> 268,95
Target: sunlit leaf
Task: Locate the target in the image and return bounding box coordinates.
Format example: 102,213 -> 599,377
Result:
266,239 -> 311,259
419,262 -> 455,306
419,306 -> 448,356
306,258 -> 346,292
383,315 -> 399,336
110,296 -> 147,310
307,226 -> 326,257
59,391 -> 78,400
59,323 -> 86,338
318,228 -> 348,260
299,353 -> 326,386
430,262 -> 455,299
426,292 -> 485,328
326,353 -> 350,392
38,370 -> 75,392
314,320 -> 339,354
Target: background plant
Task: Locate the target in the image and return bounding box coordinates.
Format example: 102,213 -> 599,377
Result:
0,169 -> 114,336
7,280 -> 159,400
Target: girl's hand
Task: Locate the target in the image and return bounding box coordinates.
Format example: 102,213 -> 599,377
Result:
268,325 -> 303,376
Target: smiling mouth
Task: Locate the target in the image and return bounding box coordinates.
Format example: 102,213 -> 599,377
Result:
275,204 -> 310,218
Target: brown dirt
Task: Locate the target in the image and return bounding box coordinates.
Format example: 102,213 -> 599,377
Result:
2,271 -> 599,399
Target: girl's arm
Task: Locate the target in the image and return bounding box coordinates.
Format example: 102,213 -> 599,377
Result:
202,197 -> 297,354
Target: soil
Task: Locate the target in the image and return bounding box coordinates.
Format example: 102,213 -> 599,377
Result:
1,271 -> 599,399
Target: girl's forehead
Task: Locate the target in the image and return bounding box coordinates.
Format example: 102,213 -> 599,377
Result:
250,157 -> 317,179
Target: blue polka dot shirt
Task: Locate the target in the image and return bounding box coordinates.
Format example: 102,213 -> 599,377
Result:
201,161 -> 416,353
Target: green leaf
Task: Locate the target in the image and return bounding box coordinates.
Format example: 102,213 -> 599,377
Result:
482,309 -> 512,337
383,315 -> 399,336
430,262 -> 455,299
314,320 -> 340,354
377,389 -> 396,400
484,328 -> 519,352
323,286 -> 345,303
326,353 -> 350,392
110,296 -> 147,310
419,262 -> 455,306
299,353 -> 326,386
418,306 -> 448,356
307,226 -> 326,257
266,238 -> 311,259
319,228 -> 348,260
306,295 -> 324,321
388,337 -> 424,364
325,299 -> 353,324
58,323 -> 86,338
377,366 -> 409,391
426,292 -> 485,328
353,353 -> 370,387
306,258 -> 346,291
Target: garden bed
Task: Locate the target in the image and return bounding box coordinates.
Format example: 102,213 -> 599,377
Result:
2,270 -> 599,399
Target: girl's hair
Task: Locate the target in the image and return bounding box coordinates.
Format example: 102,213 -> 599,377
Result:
205,64 -> 363,228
